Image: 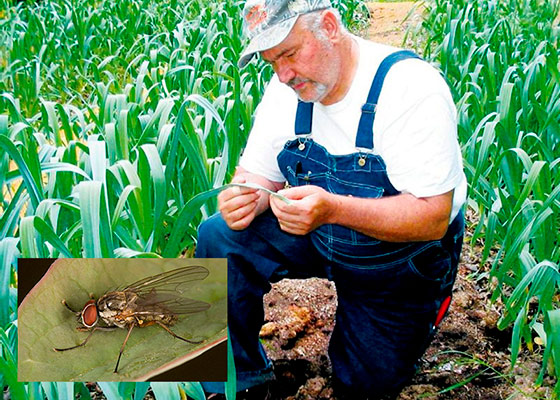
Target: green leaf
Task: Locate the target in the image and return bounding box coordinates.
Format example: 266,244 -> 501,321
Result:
138,144 -> 166,251
78,181 -> 113,257
41,382 -> 56,400
182,382 -> 206,400
110,184 -> 140,230
0,134 -> 43,209
18,258 -> 227,381
162,187 -> 223,257
56,382 -> 74,400
20,216 -> 43,258
98,382 -> 121,400
225,327 -> 236,400
546,309 -> 560,396
134,382 -> 151,400
41,162 -> 91,180
510,301 -> 526,366
33,217 -> 74,258
108,161 -> 146,242
152,382 -> 181,400
0,238 -> 18,328
0,326 -> 27,400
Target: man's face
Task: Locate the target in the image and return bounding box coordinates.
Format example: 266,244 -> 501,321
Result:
260,15 -> 341,104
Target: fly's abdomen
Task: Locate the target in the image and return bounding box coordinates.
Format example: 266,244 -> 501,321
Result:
136,311 -> 178,327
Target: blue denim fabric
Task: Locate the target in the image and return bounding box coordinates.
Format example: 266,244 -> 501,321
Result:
196,50 -> 465,398
196,210 -> 463,396
196,210 -> 326,393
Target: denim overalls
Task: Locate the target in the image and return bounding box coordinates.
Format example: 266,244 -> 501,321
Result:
196,50 -> 464,398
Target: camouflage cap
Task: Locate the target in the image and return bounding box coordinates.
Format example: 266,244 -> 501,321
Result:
239,0 -> 331,68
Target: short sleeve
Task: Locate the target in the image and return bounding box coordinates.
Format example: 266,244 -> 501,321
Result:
239,75 -> 298,183
374,60 -> 465,198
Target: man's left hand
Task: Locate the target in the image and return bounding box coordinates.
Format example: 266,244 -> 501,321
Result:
269,185 -> 339,235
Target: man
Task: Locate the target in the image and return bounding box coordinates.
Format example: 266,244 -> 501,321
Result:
196,0 -> 467,398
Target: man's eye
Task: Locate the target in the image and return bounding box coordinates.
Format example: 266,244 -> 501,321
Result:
286,51 -> 296,58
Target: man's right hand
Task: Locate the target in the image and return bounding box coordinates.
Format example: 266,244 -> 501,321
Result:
218,175 -> 261,230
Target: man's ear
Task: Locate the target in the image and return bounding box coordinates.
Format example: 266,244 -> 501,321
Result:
321,10 -> 340,42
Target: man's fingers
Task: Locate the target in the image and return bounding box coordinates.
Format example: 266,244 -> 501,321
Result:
270,196 -> 305,220
229,212 -> 257,231
278,185 -> 316,200
226,201 -> 258,224
231,185 -> 259,196
219,189 -> 259,210
219,185 -> 252,202
219,189 -> 259,230
278,220 -> 306,235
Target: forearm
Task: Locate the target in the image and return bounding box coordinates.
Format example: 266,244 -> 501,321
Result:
327,191 -> 453,242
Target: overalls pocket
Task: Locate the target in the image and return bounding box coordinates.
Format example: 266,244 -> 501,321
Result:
407,241 -> 452,282
325,173 -> 384,199
285,164 -> 328,187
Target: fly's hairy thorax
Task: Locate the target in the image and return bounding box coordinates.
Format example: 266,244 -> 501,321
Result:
97,290 -> 178,328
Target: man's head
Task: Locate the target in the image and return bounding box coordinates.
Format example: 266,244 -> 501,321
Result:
240,0 -> 356,105
239,0 -> 332,68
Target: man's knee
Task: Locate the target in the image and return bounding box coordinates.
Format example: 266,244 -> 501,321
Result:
196,213 -> 233,257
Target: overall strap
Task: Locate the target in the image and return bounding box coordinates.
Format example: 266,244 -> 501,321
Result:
294,100 -> 314,135
355,50 -> 421,150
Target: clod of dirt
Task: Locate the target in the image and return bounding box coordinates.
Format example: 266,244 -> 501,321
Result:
286,377 -> 334,400
261,278 -> 337,363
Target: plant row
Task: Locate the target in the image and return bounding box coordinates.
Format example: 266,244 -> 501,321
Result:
0,0 -> 369,398
417,0 -> 560,394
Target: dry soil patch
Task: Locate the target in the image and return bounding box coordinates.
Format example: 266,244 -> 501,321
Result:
367,1 -> 423,48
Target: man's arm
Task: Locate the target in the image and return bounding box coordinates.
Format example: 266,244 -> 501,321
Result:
218,167 -> 285,230
269,185 -> 453,242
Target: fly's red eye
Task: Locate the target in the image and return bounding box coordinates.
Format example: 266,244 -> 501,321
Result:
81,300 -> 98,328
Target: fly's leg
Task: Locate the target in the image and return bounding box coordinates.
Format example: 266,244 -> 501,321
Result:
155,321 -> 202,344
77,326 -> 116,332
114,324 -> 135,374
61,293 -> 95,314
61,300 -> 79,314
53,326 -> 116,351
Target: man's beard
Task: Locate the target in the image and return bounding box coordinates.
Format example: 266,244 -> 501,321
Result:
288,78 -> 328,103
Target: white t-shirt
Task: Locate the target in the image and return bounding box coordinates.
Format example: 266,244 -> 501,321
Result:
240,36 -> 467,222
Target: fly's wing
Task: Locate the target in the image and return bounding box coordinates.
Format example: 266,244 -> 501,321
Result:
122,266 -> 211,315
121,265 -> 209,294
132,293 -> 210,316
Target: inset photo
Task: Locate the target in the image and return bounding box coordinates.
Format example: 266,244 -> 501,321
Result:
18,258 -> 227,382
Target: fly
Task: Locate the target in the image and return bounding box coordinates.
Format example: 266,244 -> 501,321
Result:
53,265 -> 211,373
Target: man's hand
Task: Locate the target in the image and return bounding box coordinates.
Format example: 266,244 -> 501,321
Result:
269,185 -> 338,235
218,175 -> 261,230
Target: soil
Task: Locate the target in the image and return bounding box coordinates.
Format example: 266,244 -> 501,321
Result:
366,1 -> 424,49
261,209 -> 556,399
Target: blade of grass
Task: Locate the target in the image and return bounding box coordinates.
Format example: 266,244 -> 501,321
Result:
0,238 -> 18,328
78,181 -> 113,257
182,382 -> 206,400
151,382 -> 181,400
0,134 -> 43,209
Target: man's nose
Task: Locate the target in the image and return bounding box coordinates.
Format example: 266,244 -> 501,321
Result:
275,59 -> 296,84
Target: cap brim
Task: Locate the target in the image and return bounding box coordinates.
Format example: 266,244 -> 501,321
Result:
238,16 -> 298,68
